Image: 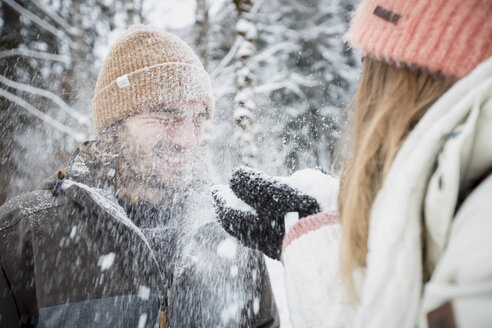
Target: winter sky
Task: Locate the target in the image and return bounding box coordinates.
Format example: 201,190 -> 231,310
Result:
144,0 -> 228,29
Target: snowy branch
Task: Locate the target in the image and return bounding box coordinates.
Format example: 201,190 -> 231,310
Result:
0,88 -> 85,142
210,38 -> 241,79
284,0 -> 312,13
0,74 -> 89,126
210,2 -> 235,24
211,29 -> 289,80
253,80 -> 303,97
214,84 -> 236,99
253,70 -> 318,96
303,23 -> 344,40
250,0 -> 266,15
210,2 -> 271,80
2,0 -> 72,45
259,24 -> 300,41
0,48 -> 71,64
30,0 -> 81,37
288,72 -> 319,88
252,42 -> 299,63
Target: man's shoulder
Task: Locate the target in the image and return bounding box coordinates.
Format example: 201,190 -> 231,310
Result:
0,189 -> 69,230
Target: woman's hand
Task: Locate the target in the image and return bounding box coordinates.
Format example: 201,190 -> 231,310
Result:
212,166 -> 337,260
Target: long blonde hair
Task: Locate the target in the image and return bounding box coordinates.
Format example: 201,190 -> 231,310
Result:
338,57 -> 453,300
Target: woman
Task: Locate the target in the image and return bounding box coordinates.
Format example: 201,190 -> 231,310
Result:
214,0 -> 492,326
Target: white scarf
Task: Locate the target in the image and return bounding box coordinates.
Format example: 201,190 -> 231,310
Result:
356,57 -> 492,327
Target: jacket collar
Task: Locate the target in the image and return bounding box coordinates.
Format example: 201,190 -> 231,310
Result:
59,173 -> 169,312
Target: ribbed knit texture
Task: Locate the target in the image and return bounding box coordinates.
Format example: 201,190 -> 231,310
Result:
281,218 -> 353,327
347,0 -> 492,79
281,211 -> 339,258
92,24 -> 214,134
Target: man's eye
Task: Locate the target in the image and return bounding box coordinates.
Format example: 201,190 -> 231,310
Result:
193,113 -> 207,123
193,117 -> 205,125
156,116 -> 177,123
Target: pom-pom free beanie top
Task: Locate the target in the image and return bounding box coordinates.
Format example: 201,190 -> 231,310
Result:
347,0 -> 492,79
92,24 -> 214,134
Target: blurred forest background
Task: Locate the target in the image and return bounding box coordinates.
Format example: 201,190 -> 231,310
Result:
0,0 -> 361,206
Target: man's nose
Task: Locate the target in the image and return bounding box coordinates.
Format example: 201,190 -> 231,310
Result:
166,118 -> 200,150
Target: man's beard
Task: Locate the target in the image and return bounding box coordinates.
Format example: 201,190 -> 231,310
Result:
116,136 -> 198,194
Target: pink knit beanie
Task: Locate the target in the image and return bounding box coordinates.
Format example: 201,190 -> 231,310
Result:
347,0 -> 492,79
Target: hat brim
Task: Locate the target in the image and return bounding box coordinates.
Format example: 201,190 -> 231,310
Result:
92,62 -> 215,133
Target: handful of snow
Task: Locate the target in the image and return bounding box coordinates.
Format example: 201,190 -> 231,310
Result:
277,168 -> 339,213
215,168 -> 339,214
213,184 -> 257,215
212,167 -> 339,260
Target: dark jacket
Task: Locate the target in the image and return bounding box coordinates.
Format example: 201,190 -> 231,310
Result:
0,150 -> 279,327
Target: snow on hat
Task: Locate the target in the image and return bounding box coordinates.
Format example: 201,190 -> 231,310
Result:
92,24 -> 214,134
346,0 -> 492,79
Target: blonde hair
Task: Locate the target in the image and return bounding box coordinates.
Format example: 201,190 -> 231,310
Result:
338,57 -> 453,300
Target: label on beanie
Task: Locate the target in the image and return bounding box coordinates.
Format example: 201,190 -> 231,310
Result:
116,74 -> 130,88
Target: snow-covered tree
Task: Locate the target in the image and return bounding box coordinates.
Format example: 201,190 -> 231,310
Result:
204,0 -> 360,179
0,0 -> 143,204
0,0 -> 361,203
232,0 -> 257,167
194,0 -> 209,69
255,0 -> 361,172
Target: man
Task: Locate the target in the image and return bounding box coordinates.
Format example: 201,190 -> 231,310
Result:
0,25 -> 278,327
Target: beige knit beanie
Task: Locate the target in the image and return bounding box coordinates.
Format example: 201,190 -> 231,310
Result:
92,24 -> 215,134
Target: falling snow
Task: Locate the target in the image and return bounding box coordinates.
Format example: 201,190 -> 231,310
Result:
0,0 -> 360,326
97,252 -> 116,271
216,237 -> 238,259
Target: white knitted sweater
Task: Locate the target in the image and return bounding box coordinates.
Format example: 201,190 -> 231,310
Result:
282,56 -> 492,327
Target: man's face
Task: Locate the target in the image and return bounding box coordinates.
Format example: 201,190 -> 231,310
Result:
119,101 -> 207,187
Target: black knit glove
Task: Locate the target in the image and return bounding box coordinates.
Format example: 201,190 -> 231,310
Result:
212,167 -> 321,260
